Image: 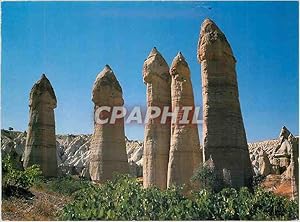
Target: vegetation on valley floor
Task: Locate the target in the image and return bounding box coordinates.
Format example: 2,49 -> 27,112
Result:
2,154 -> 299,220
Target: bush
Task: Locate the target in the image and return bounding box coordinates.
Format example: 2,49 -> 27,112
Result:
191,164 -> 224,192
2,154 -> 42,190
41,176 -> 92,196
60,175 -> 298,220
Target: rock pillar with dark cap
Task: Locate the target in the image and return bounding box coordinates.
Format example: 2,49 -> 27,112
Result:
23,74 -> 58,177
89,65 -> 129,182
167,52 -> 202,188
197,18 -> 253,188
143,47 -> 171,189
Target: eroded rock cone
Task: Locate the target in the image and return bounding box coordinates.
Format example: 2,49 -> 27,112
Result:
275,126 -> 299,200
23,74 -> 58,177
167,52 -> 203,188
89,65 -> 129,182
143,47 -> 171,189
197,19 -> 253,188
258,150 -> 272,176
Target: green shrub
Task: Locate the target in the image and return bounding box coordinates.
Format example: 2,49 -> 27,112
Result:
191,164 -> 224,192
2,154 -> 42,190
60,175 -> 298,220
40,175 -> 92,196
192,187 -> 298,220
250,188 -> 299,220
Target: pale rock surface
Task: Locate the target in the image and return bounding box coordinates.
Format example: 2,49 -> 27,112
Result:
89,65 -> 129,182
248,126 -> 298,181
1,130 -> 26,158
197,19 -> 253,188
167,52 -> 203,188
23,74 -> 58,177
258,150 -> 273,176
127,138 -> 144,177
1,131 -> 143,178
249,139 -> 279,175
2,127 -> 297,186
143,47 -> 171,189
59,135 -> 92,178
276,127 -> 298,199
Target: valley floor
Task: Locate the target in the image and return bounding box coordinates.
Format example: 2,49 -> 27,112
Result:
2,187 -> 69,221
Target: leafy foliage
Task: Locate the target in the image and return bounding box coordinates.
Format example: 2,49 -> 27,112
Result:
191,164 -> 224,192
60,175 -> 298,220
38,176 -> 92,196
2,154 -> 42,190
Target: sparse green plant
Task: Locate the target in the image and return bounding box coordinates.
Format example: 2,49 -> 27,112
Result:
2,154 -> 42,190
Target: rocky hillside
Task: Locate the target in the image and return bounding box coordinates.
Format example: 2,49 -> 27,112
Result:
248,139 -> 280,175
1,130 -> 144,178
1,127 -> 297,183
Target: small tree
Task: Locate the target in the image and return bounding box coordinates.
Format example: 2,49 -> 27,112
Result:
191,163 -> 224,192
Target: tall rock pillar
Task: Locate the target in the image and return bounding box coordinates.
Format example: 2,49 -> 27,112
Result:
143,47 -> 171,189
89,65 -> 129,182
197,19 -> 253,188
167,52 -> 202,188
23,74 -> 58,177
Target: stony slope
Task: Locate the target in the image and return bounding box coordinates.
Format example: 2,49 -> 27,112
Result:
1,130 -> 144,178
0,129 -> 292,179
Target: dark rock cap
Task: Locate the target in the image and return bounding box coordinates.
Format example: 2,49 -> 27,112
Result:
93,65 -> 122,94
30,74 -> 57,103
170,51 -> 190,77
143,47 -> 170,83
145,47 -> 168,64
148,47 -> 159,58
197,18 -> 235,62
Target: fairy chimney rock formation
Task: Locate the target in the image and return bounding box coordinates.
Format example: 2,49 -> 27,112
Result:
89,65 -> 129,182
23,74 -> 58,177
167,52 -> 203,188
275,126 -> 298,200
143,47 -> 171,189
197,18 -> 253,188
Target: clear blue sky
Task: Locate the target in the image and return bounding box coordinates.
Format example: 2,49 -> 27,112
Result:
2,1 -> 299,142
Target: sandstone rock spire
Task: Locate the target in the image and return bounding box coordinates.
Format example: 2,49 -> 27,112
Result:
143,47 -> 171,189
23,74 -> 58,177
197,19 -> 253,188
167,52 -> 203,188
89,65 -> 129,182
